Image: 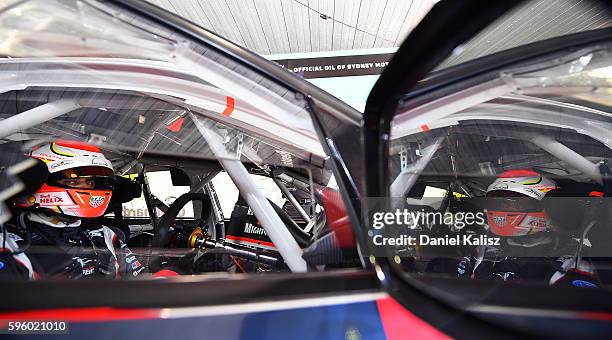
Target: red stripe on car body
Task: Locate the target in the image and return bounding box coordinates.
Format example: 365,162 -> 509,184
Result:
376,297 -> 450,340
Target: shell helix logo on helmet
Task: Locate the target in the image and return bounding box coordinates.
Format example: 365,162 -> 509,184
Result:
39,193 -> 64,205
16,140 -> 115,220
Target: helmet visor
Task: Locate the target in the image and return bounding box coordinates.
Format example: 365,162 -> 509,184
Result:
47,166 -> 115,190
486,191 -> 543,212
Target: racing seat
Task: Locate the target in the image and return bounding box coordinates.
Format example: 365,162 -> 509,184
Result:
543,181 -> 612,256
225,195 -> 311,249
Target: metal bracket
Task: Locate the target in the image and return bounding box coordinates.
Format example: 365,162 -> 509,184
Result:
399,145 -> 408,171
235,133 -> 244,159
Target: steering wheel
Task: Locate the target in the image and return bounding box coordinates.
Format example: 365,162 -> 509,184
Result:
154,193 -> 312,250
153,192 -> 213,248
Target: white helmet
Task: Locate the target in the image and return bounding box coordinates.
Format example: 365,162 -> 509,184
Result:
486,169 -> 558,237
15,140 -> 115,218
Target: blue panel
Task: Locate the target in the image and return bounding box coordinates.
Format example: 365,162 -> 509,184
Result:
11,301 -> 386,340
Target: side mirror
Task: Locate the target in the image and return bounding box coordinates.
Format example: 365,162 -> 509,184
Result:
170,167 -> 191,186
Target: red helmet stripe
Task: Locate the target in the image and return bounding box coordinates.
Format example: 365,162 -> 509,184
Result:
498,169 -> 540,178
54,140 -> 102,153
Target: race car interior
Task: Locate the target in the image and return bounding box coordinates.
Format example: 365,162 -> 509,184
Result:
0,0 -> 366,280
0,86 -> 358,278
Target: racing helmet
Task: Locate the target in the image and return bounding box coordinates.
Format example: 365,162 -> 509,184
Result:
15,140 -> 115,218
485,169 -> 558,237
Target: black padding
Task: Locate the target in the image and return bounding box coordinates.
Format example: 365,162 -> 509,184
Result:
226,195 -> 311,248
170,167 -> 190,186
11,158 -> 48,198
226,195 -> 269,245
269,199 -> 311,247
109,176 -> 142,205
543,182 -> 604,234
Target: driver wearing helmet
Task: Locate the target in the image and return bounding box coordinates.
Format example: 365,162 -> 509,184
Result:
459,169 -> 599,287
486,169 -> 557,241
0,140 -> 144,279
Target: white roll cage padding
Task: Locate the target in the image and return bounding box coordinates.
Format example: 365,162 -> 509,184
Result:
390,136 -> 445,199
391,64 -> 612,187
190,112 -> 308,273
530,136 -> 604,185
0,99 -> 80,140
394,101 -> 612,186
0,57 -> 324,160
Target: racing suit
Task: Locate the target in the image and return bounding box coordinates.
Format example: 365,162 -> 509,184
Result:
455,233 -> 599,287
0,210 -> 144,280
